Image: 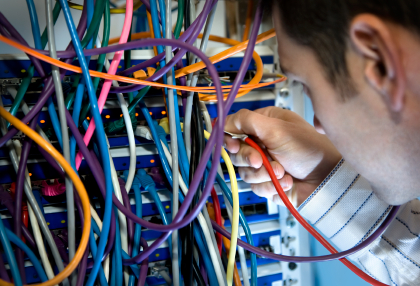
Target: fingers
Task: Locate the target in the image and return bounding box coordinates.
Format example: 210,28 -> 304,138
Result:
253,106 -> 308,124
250,174 -> 293,199
224,134 -> 240,153
229,142 -> 263,168
238,161 -> 285,183
224,109 -> 279,140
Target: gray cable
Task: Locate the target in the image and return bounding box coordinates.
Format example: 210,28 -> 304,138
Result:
159,270 -> 172,285
165,1 -> 180,285
184,2 -> 217,160
45,1 -> 76,285
0,98 -> 69,286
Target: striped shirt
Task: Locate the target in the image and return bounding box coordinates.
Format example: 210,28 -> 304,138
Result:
298,159 -> 420,286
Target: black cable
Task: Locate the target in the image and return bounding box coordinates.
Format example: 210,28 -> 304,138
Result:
184,0 -> 191,65
181,92 -> 197,286
192,257 -> 206,286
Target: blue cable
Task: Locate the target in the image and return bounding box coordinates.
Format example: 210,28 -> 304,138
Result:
149,0 -> 190,181
211,167 -> 258,286
139,102 -> 173,185
92,217 -> 101,236
88,227 -> 108,286
110,249 -> 116,286
5,228 -> 48,282
123,171 -> 142,286
26,0 -> 63,148
0,211 -> 22,286
113,207 -> 123,286
137,169 -> 173,255
58,2 -> 114,285
70,0 -> 95,167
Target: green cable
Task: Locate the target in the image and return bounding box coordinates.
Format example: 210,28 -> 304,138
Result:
104,86 -> 151,134
79,0 -> 111,126
174,0 -> 185,39
65,74 -> 80,110
79,0 -> 105,49
7,1 -> 61,128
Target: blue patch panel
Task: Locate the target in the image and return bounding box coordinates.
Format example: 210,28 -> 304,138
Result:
0,55 -> 274,79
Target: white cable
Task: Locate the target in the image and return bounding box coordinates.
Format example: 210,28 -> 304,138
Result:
12,140 -> 55,281
160,140 -> 226,286
97,35 -> 134,285
201,102 -> 251,286
107,142 -> 129,286
95,36 -> 136,194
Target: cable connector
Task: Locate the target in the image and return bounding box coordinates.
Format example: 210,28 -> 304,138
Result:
153,121 -> 169,148
136,169 -> 155,192
134,125 -> 153,141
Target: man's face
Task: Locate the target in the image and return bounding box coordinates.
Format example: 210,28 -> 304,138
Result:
272,8 -> 420,205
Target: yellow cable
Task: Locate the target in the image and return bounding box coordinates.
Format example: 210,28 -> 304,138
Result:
203,130 -> 239,286
0,107 -> 91,286
67,0 -> 143,14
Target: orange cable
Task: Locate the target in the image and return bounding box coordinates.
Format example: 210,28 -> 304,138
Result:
146,11 -> 158,57
0,32 -> 283,98
242,0 -> 254,42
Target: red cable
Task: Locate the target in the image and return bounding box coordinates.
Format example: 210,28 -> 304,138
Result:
244,137 -> 389,286
211,187 -> 223,255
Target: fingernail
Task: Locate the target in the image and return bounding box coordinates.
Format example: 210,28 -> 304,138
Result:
246,157 -> 251,166
280,180 -> 288,189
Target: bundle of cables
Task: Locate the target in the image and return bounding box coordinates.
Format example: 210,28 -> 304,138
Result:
0,0 -> 397,286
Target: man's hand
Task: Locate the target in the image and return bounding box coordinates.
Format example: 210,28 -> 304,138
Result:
224,107 -> 341,206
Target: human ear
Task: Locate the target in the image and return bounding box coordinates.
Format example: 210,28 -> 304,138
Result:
350,14 -> 406,112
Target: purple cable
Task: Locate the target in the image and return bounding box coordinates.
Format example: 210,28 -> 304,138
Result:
0,186 -> 36,249
36,145 -> 66,179
118,178 -> 135,256
74,189 -> 89,286
0,12 -> 46,77
200,255 -> 208,285
138,238 -> 149,286
212,205 -> 400,262
0,10 -> 87,147
13,115 -> 39,284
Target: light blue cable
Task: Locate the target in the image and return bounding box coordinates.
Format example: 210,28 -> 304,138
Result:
88,227 -> 108,286
5,228 -> 48,282
26,0 -> 63,148
91,217 -> 101,236
137,169 -> 173,255
113,207 -> 123,286
124,170 -> 142,286
70,0 -> 94,168
149,0 -> 190,181
139,102 -> 173,184
0,210 -> 22,286
58,1 -> 113,285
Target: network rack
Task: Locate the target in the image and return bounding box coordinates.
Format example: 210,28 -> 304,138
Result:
0,1 -> 312,285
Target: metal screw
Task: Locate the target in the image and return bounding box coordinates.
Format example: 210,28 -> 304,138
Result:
280,88 -> 290,97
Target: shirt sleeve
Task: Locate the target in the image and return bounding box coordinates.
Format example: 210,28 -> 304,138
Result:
298,159 -> 420,286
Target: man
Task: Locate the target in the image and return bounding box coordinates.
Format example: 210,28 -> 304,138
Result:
224,1 -> 420,285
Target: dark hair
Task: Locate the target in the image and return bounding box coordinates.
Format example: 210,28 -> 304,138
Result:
266,0 -> 420,97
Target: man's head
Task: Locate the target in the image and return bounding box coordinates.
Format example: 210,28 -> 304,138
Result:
269,0 -> 420,204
